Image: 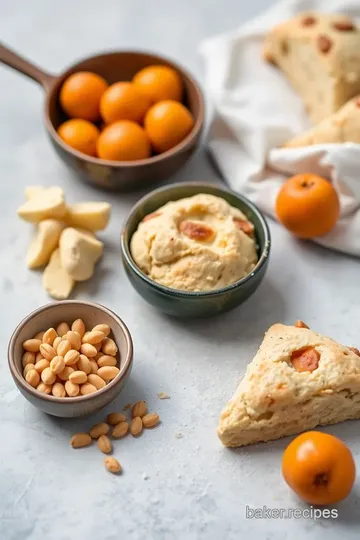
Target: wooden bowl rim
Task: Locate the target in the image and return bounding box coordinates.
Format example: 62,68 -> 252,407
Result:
8,300 -> 133,404
44,49 -> 205,168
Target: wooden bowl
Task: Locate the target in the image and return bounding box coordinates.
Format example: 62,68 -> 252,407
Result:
8,301 -> 133,417
0,44 -> 204,191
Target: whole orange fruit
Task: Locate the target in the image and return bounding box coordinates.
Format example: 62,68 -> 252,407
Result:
144,100 -> 194,154
282,431 -> 356,505
57,119 -> 100,156
99,82 -> 151,125
276,174 -> 340,238
59,72 -> 108,122
133,65 -> 183,103
96,120 -> 151,161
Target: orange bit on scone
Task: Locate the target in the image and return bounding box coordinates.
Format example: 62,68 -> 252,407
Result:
291,347 -> 320,373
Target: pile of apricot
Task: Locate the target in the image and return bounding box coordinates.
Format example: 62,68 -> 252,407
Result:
57,66 -> 195,161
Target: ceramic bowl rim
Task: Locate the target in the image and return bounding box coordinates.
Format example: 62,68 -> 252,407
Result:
121,181 -> 271,298
44,49 -> 205,168
8,300 -> 133,404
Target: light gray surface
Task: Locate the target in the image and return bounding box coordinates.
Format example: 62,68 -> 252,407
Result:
1,1 -> 360,539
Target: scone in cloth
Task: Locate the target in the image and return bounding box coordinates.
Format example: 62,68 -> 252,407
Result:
200,0 -> 360,256
217,323 -> 360,447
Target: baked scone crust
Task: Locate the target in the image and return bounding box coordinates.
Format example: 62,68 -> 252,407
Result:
284,95 -> 360,147
264,12 -> 360,123
218,324 -> 360,447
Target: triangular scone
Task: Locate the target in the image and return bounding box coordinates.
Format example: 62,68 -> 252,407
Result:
284,96 -> 360,148
218,323 -> 360,447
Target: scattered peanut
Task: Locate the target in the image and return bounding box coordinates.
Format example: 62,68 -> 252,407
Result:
97,355 -> 117,367
98,434 -> 112,454
42,328 -> 57,345
70,433 -> 92,448
21,318 -> 119,399
89,423 -> 109,439
130,417 -> 143,436
112,421 -> 128,438
131,401 -> 147,418
102,338 -> 118,356
142,413 -> 160,428
107,412 -> 126,425
104,457 -> 121,474
71,318 -> 86,338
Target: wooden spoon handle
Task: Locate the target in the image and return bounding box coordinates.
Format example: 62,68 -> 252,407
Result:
0,42 -> 56,90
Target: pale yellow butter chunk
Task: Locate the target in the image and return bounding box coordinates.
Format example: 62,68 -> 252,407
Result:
65,202 -> 111,231
59,227 -> 104,282
18,187 -> 66,223
25,185 -> 65,200
26,219 -> 66,269
43,249 -> 75,300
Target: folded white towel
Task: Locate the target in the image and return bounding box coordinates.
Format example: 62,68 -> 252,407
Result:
200,0 -> 360,256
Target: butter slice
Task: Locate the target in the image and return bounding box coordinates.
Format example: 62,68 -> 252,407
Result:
26,219 -> 66,269
18,187 -> 66,223
59,228 -> 104,282
43,248 -> 75,299
65,202 -> 111,231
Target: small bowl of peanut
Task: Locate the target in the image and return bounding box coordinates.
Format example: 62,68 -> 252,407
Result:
8,300 -> 133,417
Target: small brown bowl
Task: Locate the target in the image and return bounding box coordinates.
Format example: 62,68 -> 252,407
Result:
0,43 -> 204,191
8,301 -> 133,417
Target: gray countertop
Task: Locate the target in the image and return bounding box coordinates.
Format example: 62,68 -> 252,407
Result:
1,1 -> 360,539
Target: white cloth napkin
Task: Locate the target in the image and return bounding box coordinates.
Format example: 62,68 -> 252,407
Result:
200,0 -> 360,256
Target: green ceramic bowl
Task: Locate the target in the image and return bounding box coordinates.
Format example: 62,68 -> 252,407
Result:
121,182 -> 271,317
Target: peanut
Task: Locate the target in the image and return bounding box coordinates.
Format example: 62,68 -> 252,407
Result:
52,382 -> 66,398
37,382 -> 52,394
80,343 -> 98,358
131,401 -> 147,418
89,360 -> 98,374
107,412 -> 126,425
89,422 -> 110,439
101,338 -> 118,356
65,380 -> 80,397
56,322 -> 70,337
97,366 -> 119,382
23,339 -> 42,352
94,341 -> 103,352
112,421 -> 128,438
53,336 -> 62,351
40,343 -> 56,361
35,352 -> 44,362
97,355 -> 117,367
77,354 -> 91,374
66,331 -> 81,351
57,339 -> 71,357
130,417 -> 143,436
69,370 -> 87,384
22,351 -> 36,368
80,383 -> 97,395
104,457 -> 121,474
23,363 -> 35,377
87,373 -> 106,390
71,318 -> 86,338
82,330 -> 105,345
50,356 -> 65,374
26,369 -> 40,387
142,413 -> 160,428
34,359 -> 50,373
64,349 -> 80,366
57,366 -> 75,381
41,367 -> 56,385
34,331 -> 45,340
98,435 -> 112,454
70,433 -> 92,448
42,328 -> 57,345
92,323 -> 110,337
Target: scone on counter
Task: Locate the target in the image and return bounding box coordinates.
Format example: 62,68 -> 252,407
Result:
218,321 -> 360,447
130,194 -> 258,292
263,12 -> 360,124
284,95 -> 360,147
